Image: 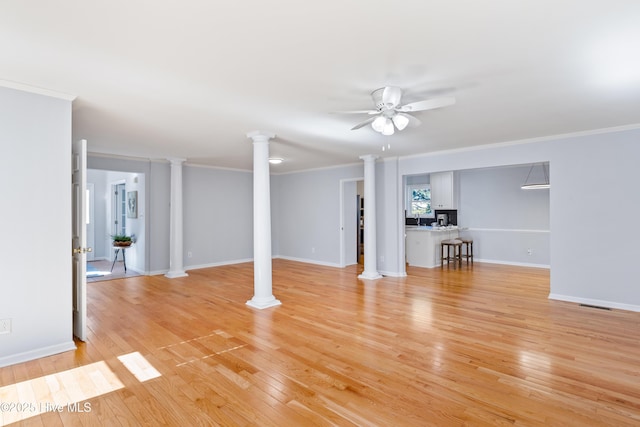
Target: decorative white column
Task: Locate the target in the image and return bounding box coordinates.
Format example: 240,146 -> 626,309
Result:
165,158 -> 188,278
358,154 -> 382,280
246,131 -> 281,309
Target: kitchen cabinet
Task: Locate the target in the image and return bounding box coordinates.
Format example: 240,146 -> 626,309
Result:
406,227 -> 460,268
431,171 -> 456,209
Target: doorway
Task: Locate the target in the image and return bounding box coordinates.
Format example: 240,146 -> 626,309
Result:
357,180 -> 364,264
86,170 -> 145,282
340,178 -> 364,267
112,182 -> 127,237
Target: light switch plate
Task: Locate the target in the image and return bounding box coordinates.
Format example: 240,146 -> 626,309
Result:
0,318 -> 11,334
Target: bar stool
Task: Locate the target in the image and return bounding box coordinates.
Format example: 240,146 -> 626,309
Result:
441,239 -> 462,268
458,237 -> 474,265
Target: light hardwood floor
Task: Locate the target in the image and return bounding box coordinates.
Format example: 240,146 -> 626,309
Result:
2,260 -> 640,426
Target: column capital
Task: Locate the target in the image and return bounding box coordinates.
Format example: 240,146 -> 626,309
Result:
359,154 -> 379,162
167,157 -> 187,165
247,131 -> 276,142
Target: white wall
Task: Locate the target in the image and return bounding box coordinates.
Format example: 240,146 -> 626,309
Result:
86,169 -> 109,259
0,86 -> 75,367
105,171 -> 145,273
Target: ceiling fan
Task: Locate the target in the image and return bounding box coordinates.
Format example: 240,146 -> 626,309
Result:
343,86 -> 455,136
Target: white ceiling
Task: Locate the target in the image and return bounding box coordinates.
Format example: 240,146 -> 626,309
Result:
2,1 -> 640,172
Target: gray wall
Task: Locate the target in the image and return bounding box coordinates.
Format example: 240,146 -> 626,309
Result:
0,86 -> 75,367
458,164 -> 550,266
275,163 -> 363,266
376,158 -> 403,276
183,165 -> 253,268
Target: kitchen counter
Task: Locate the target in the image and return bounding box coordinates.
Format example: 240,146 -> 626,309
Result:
405,226 -> 462,268
405,225 -> 461,232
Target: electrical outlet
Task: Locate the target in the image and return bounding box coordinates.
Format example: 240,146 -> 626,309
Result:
0,318 -> 11,334
527,248 -> 533,255
187,251 -> 192,258
311,247 -> 315,254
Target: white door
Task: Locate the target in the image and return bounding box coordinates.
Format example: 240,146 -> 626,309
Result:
86,183 -> 95,261
72,139 -> 90,341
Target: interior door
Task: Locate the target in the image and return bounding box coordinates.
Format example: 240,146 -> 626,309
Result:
86,183 -> 95,261
72,139 -> 90,341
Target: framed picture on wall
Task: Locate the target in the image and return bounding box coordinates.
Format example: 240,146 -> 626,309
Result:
127,191 -> 138,218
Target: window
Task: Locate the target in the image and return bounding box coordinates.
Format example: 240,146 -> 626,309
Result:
407,184 -> 433,217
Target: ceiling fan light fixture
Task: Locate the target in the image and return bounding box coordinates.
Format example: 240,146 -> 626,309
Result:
371,116 -> 386,133
392,113 -> 409,131
382,118 -> 395,135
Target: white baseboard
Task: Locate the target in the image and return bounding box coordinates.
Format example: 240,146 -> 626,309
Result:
548,294 -> 640,313
274,255 -> 341,268
147,269 -> 169,276
0,341 -> 76,368
379,270 -> 407,277
475,258 -> 550,269
185,258 -> 253,271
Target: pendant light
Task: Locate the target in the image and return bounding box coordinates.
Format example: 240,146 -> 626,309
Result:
521,163 -> 550,189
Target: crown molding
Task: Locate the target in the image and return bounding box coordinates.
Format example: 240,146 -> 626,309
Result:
0,79 -> 76,101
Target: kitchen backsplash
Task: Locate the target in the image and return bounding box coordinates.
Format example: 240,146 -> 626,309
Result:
405,209 -> 458,226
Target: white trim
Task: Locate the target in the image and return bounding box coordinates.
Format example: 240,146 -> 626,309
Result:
399,122 -> 640,163
275,255 -> 341,268
88,151 -> 166,164
0,79 -> 76,101
271,161 -> 363,176
548,294 -> 640,313
183,162 -> 253,173
379,270 -> 407,277
474,258 -> 550,269
0,342 -> 76,368
148,269 -> 170,276
185,258 -> 253,271
464,228 -> 550,233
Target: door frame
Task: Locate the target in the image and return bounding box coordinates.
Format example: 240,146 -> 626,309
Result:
339,177 -> 364,267
72,139 -> 88,341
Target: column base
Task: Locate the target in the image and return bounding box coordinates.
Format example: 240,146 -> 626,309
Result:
165,270 -> 188,279
246,296 -> 282,309
358,271 -> 383,280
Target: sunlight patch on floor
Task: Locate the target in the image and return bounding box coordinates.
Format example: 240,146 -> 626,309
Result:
0,361 -> 124,426
117,352 -> 162,382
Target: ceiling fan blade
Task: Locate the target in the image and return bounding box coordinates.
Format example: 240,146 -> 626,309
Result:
406,114 -> 421,128
333,109 -> 379,115
382,86 -> 402,109
351,116 -> 377,130
397,96 -> 456,112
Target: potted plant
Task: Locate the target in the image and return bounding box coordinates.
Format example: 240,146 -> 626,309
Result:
111,234 -> 133,247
